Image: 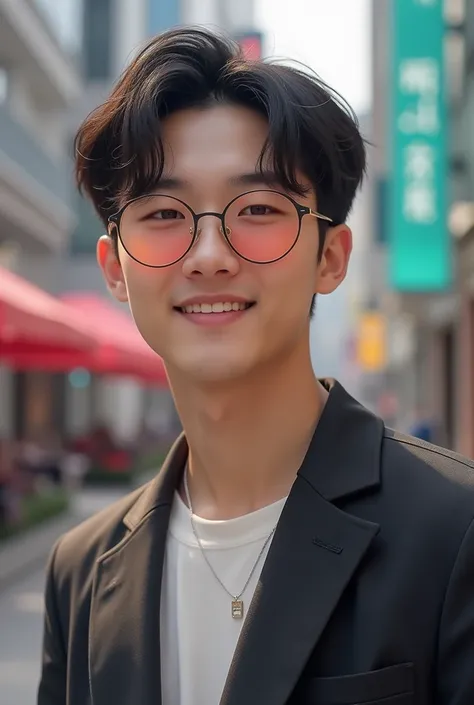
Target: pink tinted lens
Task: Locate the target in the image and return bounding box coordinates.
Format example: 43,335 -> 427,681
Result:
225,191 -> 299,262
119,195 -> 194,266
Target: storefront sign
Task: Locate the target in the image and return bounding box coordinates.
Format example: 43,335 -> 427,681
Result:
235,31 -> 263,60
357,311 -> 387,372
389,0 -> 450,291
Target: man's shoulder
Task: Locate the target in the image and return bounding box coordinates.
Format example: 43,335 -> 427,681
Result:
380,427 -> 474,518
383,427 -> 474,478
51,481 -> 153,585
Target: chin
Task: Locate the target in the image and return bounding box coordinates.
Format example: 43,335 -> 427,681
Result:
173,352 -> 255,385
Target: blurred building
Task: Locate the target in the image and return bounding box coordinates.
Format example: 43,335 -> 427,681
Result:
0,0 -> 82,440
0,0 -> 80,283
450,0 -> 474,456
372,0 -> 474,453
183,0 -> 256,32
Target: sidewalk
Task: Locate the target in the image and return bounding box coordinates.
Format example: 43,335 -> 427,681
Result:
0,483 -> 145,592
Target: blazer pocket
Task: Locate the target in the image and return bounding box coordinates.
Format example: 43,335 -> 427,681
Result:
299,662 -> 415,705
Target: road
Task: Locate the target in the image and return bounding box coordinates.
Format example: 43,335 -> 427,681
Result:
0,566 -> 46,705
0,487 -> 128,705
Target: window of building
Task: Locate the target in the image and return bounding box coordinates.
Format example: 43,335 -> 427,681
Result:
0,67 -> 9,104
31,0 -> 83,54
83,0 -> 113,80
444,0 -> 466,27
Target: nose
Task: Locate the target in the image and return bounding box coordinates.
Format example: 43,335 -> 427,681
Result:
181,215 -> 240,279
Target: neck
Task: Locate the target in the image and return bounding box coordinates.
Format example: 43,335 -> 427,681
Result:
168,344 -> 328,520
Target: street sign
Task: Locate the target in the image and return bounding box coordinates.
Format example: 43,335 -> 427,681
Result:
357,311 -> 387,372
388,0 -> 450,291
235,31 -> 263,60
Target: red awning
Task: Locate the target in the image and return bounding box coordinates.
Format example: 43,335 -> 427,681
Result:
1,278 -> 167,384
0,266 -> 96,352
59,293 -> 168,384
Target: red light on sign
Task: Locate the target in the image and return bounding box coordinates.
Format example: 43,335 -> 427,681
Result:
237,33 -> 262,60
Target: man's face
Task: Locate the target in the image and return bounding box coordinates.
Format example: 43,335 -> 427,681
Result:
98,104 -> 351,384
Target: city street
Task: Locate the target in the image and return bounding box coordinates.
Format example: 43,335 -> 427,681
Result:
0,486 -> 129,705
0,566 -> 46,705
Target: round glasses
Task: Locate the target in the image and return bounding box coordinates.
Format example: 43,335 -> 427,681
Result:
108,189 -> 333,268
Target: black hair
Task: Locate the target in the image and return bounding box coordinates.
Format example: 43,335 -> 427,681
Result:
75,26 -> 366,318
76,26 -> 366,228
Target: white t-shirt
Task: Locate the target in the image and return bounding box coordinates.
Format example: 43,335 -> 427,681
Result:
160,490 -> 287,705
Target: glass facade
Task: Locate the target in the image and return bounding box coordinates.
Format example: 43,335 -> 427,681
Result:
70,193 -> 104,255
82,0 -> 113,80
31,0 -> 83,54
148,0 -> 180,34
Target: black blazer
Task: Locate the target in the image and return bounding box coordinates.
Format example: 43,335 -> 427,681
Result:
38,381 -> 474,705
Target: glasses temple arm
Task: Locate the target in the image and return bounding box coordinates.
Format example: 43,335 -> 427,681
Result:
309,209 -> 333,224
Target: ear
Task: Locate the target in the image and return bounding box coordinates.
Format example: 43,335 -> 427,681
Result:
96,232 -> 129,303
315,224 -> 352,295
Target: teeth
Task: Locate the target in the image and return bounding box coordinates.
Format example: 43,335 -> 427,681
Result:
180,302 -> 249,313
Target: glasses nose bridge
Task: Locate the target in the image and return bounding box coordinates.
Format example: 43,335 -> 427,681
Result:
194,209 -> 225,233
193,210 -> 228,244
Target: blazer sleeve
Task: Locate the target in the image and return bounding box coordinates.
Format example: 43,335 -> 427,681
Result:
37,539 -> 67,705
436,515 -> 474,704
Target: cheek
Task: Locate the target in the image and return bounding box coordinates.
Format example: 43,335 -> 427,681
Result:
262,243 -> 317,304
121,258 -> 172,311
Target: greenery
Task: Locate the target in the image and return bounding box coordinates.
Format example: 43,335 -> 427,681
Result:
85,467 -> 135,486
0,447 -> 167,542
85,448 -> 167,487
0,488 -> 69,542
134,448 -> 167,474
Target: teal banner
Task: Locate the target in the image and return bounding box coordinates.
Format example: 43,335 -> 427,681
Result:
389,0 -> 450,291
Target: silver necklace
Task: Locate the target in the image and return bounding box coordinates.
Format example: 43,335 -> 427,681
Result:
183,469 -> 277,620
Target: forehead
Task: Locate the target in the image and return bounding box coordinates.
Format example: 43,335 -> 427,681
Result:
160,104 -> 270,180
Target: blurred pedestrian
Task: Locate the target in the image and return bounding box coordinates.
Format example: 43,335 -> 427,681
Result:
38,27 -> 474,705
409,407 -> 436,444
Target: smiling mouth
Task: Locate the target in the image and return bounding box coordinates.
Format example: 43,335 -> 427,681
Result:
175,302 -> 255,314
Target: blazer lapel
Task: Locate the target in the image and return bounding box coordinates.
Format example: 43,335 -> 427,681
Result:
88,380 -> 385,705
221,380 -> 384,705
88,435 -> 188,705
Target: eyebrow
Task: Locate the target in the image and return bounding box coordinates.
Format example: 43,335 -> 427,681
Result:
229,171 -> 282,187
154,170 -> 282,191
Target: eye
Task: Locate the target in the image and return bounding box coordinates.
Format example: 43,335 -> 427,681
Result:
240,204 -> 275,216
152,209 -> 185,220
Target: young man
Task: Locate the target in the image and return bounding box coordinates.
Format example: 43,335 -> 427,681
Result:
38,27 -> 474,705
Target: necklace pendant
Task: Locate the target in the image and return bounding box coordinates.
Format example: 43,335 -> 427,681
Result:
231,599 -> 244,619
